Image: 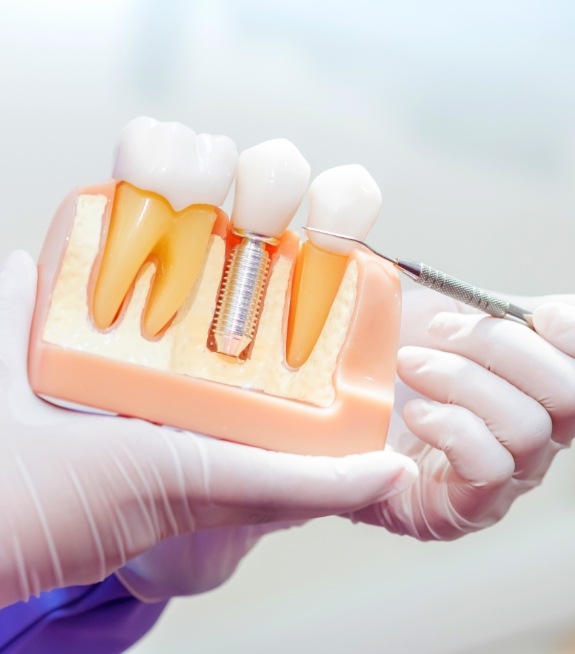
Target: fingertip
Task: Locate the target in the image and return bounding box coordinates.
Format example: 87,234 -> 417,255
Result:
403,398 -> 441,424
0,250 -> 37,299
404,399 -> 515,486
392,454 -> 419,489
367,450 -> 419,503
428,311 -> 456,336
533,302 -> 575,357
396,346 -> 429,376
428,311 -> 483,341
1,249 -> 36,273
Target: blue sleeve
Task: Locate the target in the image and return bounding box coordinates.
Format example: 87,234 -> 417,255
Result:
0,576 -> 168,653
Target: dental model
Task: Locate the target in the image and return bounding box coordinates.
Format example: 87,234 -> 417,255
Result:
28,118 -> 401,456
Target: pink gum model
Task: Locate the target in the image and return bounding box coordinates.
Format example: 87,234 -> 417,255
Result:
28,181 -> 402,456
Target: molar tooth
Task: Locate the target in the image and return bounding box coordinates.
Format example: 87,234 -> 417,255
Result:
92,117 -> 237,337
287,165 -> 382,368
113,116 -> 237,210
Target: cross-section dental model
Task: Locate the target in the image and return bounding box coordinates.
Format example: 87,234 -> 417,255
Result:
28,117 -> 401,456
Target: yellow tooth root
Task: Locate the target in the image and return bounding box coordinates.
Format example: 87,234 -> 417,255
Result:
286,241 -> 349,368
91,182 -> 217,337
142,207 -> 216,337
92,183 -> 169,329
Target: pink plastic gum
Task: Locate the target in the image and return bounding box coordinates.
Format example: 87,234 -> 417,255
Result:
28,182 -> 402,456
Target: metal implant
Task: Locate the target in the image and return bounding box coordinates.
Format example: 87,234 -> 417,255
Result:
211,138 -> 311,357
212,231 -> 276,357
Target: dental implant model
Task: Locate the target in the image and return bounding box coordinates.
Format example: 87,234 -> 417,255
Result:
28,117 -> 402,456
213,139 -> 310,357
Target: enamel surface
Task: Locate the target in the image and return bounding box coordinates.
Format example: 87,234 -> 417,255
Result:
231,139 -> 310,237
113,116 -> 238,211
306,164 -> 382,255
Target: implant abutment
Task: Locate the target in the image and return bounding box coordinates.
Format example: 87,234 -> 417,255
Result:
212,230 -> 277,358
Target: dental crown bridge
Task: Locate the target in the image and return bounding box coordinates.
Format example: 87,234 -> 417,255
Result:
28,117 -> 402,457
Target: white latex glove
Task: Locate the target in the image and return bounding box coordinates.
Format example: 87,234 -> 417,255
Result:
115,524 -> 287,602
350,287 -> 575,540
0,251 -> 418,608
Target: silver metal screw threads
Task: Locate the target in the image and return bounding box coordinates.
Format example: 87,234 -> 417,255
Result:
212,230 -> 276,357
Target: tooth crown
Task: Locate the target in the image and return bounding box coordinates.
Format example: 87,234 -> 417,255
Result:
231,139 -> 311,237
306,164 -> 382,255
113,116 -> 238,211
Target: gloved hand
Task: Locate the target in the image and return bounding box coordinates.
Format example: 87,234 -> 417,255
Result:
115,288 -> 575,601
0,250 -> 418,608
350,287 -> 575,540
114,524 -> 287,602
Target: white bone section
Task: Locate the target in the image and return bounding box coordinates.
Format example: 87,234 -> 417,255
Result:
231,139 -> 310,237
113,116 -> 238,211
306,164 -> 382,255
43,195 -> 360,408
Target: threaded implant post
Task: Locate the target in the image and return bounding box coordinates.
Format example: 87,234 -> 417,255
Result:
212,233 -> 273,357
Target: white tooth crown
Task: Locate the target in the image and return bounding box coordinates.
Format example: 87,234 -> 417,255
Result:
112,116 -> 238,211
231,139 -> 311,238
306,165 -> 382,255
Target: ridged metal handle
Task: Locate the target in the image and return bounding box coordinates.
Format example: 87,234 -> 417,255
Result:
419,264 -> 508,316
399,260 -> 533,327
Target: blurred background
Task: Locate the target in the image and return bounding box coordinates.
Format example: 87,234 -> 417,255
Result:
2,1 -> 575,652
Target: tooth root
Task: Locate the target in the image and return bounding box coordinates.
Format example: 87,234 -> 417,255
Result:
142,205 -> 216,338
91,182 -> 217,337
92,182 -> 170,330
286,241 -> 348,368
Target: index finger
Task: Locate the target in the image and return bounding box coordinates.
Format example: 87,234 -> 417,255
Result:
428,312 -> 575,422
533,301 -> 575,358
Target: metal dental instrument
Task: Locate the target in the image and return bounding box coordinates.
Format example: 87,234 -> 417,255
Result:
304,226 -> 534,328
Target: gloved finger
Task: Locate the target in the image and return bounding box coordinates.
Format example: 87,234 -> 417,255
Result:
428,312 -> 575,423
402,398 -> 515,490
116,527 -> 264,601
503,293 -> 575,313
0,251 -> 37,382
397,346 -> 552,480
400,287 -> 467,348
533,301 -> 575,358
116,520 -> 305,602
162,429 -> 419,528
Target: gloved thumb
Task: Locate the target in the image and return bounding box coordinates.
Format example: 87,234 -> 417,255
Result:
533,301 -> 575,358
0,250 -> 37,380
154,429 -> 419,530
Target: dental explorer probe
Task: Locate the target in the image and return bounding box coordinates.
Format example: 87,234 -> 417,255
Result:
304,226 -> 534,328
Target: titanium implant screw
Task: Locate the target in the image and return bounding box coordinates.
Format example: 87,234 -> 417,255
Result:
212,232 -> 274,357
